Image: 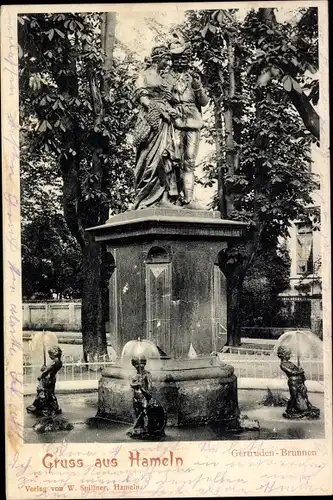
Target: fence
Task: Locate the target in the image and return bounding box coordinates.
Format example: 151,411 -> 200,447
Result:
23,352 -> 323,385
23,354 -> 112,384
240,327 -> 304,340
240,296 -> 322,339
220,352 -> 324,382
277,296 -> 312,328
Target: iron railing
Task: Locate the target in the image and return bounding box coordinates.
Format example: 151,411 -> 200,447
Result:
23,354 -> 113,384
23,352 -> 323,384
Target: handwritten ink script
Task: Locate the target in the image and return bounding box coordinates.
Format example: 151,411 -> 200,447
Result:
3,10 -> 23,457
3,14 -> 16,96
5,441 -> 331,498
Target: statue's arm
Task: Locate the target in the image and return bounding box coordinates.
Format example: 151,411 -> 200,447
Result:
38,362 -> 54,379
191,75 -> 209,107
194,87 -> 209,107
140,373 -> 153,399
281,361 -> 303,377
133,73 -> 150,109
39,359 -> 62,379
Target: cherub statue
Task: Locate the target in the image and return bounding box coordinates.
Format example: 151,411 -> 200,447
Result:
277,345 -> 320,419
127,356 -> 167,439
26,346 -> 63,417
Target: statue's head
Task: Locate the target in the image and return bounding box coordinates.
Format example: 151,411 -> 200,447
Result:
149,45 -> 171,71
168,30 -> 192,71
171,45 -> 192,71
277,345 -> 292,361
131,355 -> 147,372
48,346 -> 62,360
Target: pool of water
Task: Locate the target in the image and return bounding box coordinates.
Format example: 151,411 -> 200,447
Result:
24,390 -> 325,444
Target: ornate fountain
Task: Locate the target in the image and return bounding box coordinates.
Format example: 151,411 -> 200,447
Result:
87,35 -> 248,432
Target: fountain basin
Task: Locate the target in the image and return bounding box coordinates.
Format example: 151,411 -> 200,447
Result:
96,356 -> 240,428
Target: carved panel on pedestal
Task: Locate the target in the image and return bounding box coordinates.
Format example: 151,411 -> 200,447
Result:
146,247 -> 171,354
212,262 -> 227,352
106,249 -> 118,351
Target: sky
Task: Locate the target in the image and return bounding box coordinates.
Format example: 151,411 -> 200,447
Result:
115,6 -> 300,61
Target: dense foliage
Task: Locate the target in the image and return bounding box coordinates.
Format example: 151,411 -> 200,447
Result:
180,7 -> 319,343
239,243 -> 291,328
19,12 -> 137,356
22,213 -> 82,299
19,13 -> 136,225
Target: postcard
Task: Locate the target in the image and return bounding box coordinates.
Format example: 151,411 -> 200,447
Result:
2,1 -> 332,498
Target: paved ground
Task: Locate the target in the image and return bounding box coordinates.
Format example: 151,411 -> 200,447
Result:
24,389 -> 325,444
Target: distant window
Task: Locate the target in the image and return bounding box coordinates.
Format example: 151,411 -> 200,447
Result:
296,223 -> 313,275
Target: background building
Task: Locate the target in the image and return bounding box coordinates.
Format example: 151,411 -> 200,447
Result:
279,142 -> 322,337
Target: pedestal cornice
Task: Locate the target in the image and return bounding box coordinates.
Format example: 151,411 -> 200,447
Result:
87,208 -> 247,242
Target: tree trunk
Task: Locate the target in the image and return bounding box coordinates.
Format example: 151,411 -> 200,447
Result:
101,13 -> 117,91
233,44 -> 242,173
218,28 -> 243,344
81,234 -> 107,361
288,87 -> 319,140
224,108 -> 235,215
79,12 -> 117,359
213,96 -> 227,217
227,11 -> 270,347
56,13 -> 117,359
226,14 -> 269,347
223,39 -> 236,216
61,152 -> 85,249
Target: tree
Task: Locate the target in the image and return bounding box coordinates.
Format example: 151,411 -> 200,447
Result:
20,134 -> 82,300
239,242 -> 291,328
203,8 -> 319,140
183,7 -> 319,345
252,7 -> 319,140
19,12 -> 136,359
20,146 -> 62,224
22,212 -> 82,300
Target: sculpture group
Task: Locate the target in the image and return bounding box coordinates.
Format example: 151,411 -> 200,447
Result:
132,32 -> 209,210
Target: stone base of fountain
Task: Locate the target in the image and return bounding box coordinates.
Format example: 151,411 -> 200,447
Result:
87,209 -> 248,432
96,356 -> 241,428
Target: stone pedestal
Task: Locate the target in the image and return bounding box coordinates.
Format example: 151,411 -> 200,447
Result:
88,208 -> 246,358
88,208 -> 246,428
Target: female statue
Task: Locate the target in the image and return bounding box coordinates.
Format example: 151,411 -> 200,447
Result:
127,356 -> 167,439
277,345 -> 320,419
132,45 -> 182,209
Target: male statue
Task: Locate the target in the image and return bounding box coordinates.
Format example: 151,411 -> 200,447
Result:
165,33 -> 209,209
